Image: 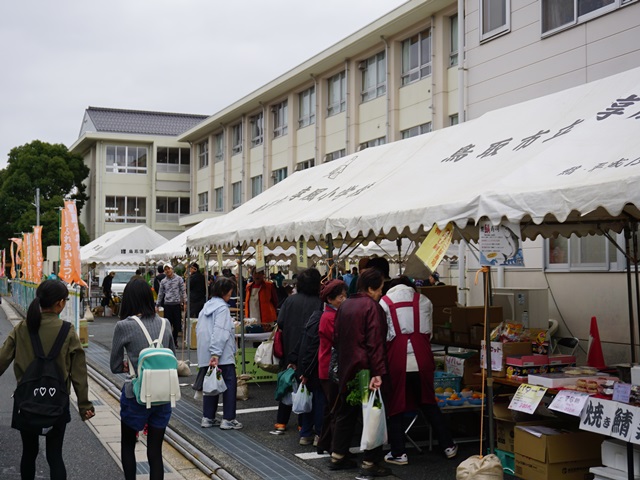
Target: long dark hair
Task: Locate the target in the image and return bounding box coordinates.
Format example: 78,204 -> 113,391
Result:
27,280 -> 69,332
119,278 -> 156,319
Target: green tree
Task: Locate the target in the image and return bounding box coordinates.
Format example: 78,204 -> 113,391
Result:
0,140 -> 90,252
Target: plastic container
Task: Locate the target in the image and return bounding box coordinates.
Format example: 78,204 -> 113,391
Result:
447,398 -> 465,406
434,371 -> 462,393
468,397 -> 486,405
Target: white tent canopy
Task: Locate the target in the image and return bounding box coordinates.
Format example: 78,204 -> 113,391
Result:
188,66 -> 640,251
146,217 -> 220,262
81,225 -> 168,266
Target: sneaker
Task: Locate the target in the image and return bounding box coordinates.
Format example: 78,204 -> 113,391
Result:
359,461 -> 392,477
444,444 -> 459,459
328,456 -> 357,471
200,417 -> 220,428
313,435 -> 319,447
299,436 -> 314,446
273,423 -> 286,432
384,451 -> 408,465
220,419 -> 243,430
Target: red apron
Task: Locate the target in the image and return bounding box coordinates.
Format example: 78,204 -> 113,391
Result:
382,293 -> 436,417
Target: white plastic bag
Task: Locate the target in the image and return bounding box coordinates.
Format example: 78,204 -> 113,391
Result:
292,384 -> 313,414
281,380 -> 298,406
202,366 -> 227,396
360,388 -> 387,450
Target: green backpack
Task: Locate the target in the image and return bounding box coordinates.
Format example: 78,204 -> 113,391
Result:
130,316 -> 181,408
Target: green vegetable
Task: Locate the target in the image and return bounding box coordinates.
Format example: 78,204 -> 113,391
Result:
346,369 -> 371,406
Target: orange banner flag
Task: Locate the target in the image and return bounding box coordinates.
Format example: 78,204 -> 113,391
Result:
59,201 -> 87,287
33,226 -> 43,282
9,242 -> 15,279
23,233 -> 33,282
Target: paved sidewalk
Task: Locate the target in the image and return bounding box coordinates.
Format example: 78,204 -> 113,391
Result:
0,300 -> 210,480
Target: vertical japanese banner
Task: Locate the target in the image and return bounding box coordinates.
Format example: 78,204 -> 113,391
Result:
297,238 -> 308,269
217,249 -> 223,271
255,242 -> 265,272
59,201 -> 87,287
10,237 -> 23,280
22,233 -> 32,282
1,249 -> 5,277
9,241 -> 15,279
33,226 -> 43,281
414,223 -> 454,271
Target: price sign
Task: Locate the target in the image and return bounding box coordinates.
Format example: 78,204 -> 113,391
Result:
480,341 -> 503,371
549,390 -> 590,417
509,384 -> 547,414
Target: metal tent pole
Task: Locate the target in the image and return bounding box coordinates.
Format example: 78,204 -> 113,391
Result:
484,266 -> 495,455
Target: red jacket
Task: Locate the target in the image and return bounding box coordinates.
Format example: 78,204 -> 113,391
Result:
334,293 -> 388,392
318,304 -> 337,380
244,280 -> 278,324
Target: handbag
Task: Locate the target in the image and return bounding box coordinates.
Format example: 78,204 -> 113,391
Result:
202,366 -> 227,396
360,389 -> 387,451
291,384 -> 313,414
255,328 -> 281,373
274,325 -> 284,359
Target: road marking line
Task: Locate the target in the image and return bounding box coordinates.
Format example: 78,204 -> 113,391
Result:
235,406 -> 279,415
295,452 -> 330,460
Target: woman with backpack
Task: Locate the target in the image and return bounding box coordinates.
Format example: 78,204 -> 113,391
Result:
0,279 -> 95,480
110,278 -> 176,480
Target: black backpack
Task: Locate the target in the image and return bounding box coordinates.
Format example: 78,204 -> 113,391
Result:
12,322 -> 71,433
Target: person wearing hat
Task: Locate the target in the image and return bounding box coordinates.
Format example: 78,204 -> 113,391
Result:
244,267 -> 279,330
426,271 -> 445,286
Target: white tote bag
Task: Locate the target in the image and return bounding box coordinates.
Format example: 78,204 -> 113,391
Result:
202,366 -> 227,396
360,389 -> 388,451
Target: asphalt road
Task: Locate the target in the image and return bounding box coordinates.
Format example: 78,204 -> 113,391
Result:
85,313 -> 519,480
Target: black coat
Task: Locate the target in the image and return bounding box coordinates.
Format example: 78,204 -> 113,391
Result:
293,309 -> 323,388
276,293 -> 322,369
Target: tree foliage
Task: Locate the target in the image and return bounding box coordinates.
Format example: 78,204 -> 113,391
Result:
0,140 -> 90,253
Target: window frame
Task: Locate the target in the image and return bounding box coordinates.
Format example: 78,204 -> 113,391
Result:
298,87 -> 316,129
156,147 -> 190,174
480,0 -> 511,41
214,187 -> 224,212
401,122 -> 432,139
104,196 -> 147,223
324,149 -> 346,163
273,101 -> 288,138
450,14 -> 459,67
327,72 -> 346,116
250,113 -> 264,147
360,52 -> 386,102
197,191 -> 208,212
545,232 -> 623,272
272,167 -> 288,185
359,137 -> 386,151
155,196 -> 190,222
214,132 -> 224,163
251,175 -> 263,198
541,0 -> 621,37
296,159 -> 315,171
231,124 -> 243,155
198,141 -> 209,169
232,181 -> 242,209
401,29 -> 432,86
106,145 -> 148,174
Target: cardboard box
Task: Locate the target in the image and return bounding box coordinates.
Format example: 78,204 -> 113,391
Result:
432,306 -> 452,326
418,285 -> 457,306
481,341 -> 532,378
445,352 -> 481,387
493,402 -> 557,453
514,426 -> 604,480
506,354 -> 549,379
451,306 -> 503,333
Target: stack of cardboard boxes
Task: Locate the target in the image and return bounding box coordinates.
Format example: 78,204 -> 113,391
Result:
419,285 -> 458,344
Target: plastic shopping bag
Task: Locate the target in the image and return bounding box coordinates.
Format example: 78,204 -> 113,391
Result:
292,384 -> 313,414
202,366 -> 227,396
360,388 -> 387,451
281,379 -> 298,406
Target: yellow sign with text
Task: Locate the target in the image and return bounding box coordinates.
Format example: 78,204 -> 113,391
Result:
415,223 -> 454,271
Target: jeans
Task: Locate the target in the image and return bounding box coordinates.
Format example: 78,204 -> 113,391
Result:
203,364 -> 238,421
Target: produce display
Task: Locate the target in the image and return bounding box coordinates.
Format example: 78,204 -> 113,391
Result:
434,386 -> 485,407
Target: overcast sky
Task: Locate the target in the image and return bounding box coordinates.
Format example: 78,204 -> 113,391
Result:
0,0 -> 407,168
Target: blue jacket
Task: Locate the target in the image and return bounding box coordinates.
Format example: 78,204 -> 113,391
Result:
196,297 -> 236,366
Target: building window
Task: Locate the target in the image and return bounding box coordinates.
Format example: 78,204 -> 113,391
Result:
542,0 -> 617,35
450,15 -> 458,67
232,124 -> 243,155
250,113 -> 263,147
296,159 -> 315,171
214,187 -> 223,212
156,196 -> 189,222
481,0 -> 510,40
450,114 -> 459,126
106,145 -> 148,174
324,149 -> 346,163
328,72 -> 346,116
361,52 -> 386,102
546,233 -> 620,271
156,147 -> 190,174
251,175 -> 263,198
198,141 -> 209,169
197,192 -> 208,212
401,29 -> 432,86
105,196 -> 146,223
214,133 -> 224,163
272,167 -> 288,185
273,101 -> 288,138
232,181 -> 242,208
298,87 -> 316,128
359,137 -> 386,151
401,123 -> 432,139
